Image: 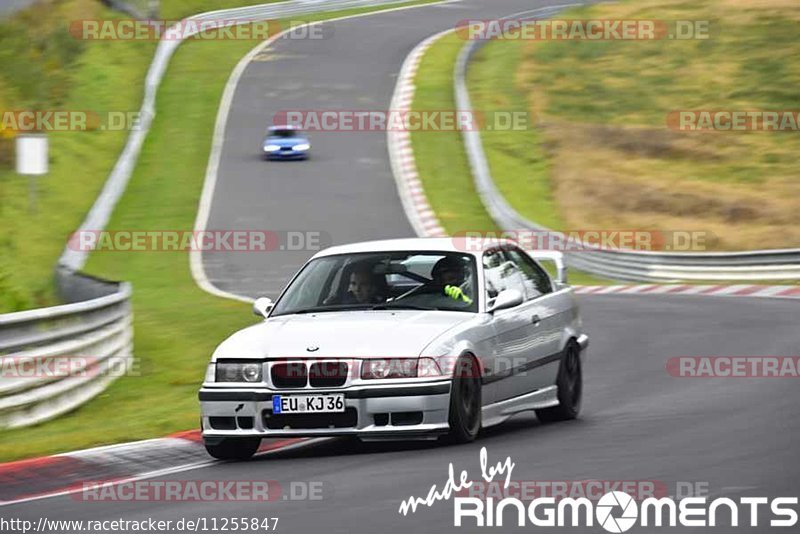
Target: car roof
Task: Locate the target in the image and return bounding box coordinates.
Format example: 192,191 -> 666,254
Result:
268,125 -> 302,131
311,237 -> 518,259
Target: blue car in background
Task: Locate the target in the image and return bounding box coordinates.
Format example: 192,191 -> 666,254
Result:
262,125 -> 310,160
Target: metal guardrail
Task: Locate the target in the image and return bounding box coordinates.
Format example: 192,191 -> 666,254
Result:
454,38 -> 800,282
0,271 -> 132,429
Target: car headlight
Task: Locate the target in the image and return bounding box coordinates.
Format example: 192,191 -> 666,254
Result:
204,363 -> 216,383
215,362 -> 263,383
417,357 -> 443,378
263,144 -> 280,152
293,143 -> 310,151
362,358 -> 441,379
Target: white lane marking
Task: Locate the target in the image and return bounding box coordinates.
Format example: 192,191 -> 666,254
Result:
0,438 -> 329,508
502,4 -> 583,20
0,460 -> 216,508
61,436 -> 194,459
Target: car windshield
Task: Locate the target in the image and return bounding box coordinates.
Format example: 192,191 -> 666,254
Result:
271,251 -> 479,316
270,128 -> 298,138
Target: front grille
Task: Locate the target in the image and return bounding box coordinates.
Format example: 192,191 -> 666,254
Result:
391,411 -> 423,426
309,361 -> 348,388
237,416 -> 254,430
262,407 -> 358,430
280,146 -> 292,151
208,416 -> 236,430
271,362 -> 307,388
373,413 -> 389,426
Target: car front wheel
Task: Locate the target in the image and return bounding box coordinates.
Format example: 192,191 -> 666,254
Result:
445,355 -> 482,443
204,437 -> 261,461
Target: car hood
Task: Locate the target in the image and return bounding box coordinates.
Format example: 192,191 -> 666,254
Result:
264,136 -> 307,147
212,310 -> 471,360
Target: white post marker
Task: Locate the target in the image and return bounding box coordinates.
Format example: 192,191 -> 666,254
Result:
16,133 -> 48,175
15,133 -> 48,213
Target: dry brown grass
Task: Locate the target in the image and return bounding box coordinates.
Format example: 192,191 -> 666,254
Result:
544,122 -> 800,249
512,0 -> 800,250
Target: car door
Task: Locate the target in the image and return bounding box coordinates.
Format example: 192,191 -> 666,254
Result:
482,248 -> 548,403
503,246 -> 564,391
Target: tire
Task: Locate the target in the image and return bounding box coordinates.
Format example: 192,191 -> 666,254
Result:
536,341 -> 582,423
204,437 -> 261,461
444,355 -> 482,443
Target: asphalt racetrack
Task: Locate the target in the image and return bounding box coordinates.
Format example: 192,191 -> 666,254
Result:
6,1 -> 799,532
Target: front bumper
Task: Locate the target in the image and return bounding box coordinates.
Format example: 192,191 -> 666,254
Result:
263,149 -> 308,160
199,380 -> 451,440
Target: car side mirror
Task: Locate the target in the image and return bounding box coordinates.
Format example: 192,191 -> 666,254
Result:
487,289 -> 523,313
253,297 -> 274,318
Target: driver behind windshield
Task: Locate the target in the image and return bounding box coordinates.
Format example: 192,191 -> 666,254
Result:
344,266 -> 386,305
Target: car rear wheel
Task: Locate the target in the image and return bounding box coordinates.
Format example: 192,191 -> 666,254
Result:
204,437 -> 261,460
445,355 -> 482,443
536,341 -> 582,423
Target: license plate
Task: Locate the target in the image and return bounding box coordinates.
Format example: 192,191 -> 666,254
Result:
272,394 -> 345,414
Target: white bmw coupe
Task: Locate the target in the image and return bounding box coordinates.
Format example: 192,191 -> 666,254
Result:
199,238 -> 588,460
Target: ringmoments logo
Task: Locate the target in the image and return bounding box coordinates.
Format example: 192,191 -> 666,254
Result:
397,447 -> 800,531
595,491 -> 638,533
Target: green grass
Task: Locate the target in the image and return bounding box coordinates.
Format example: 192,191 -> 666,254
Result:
409,32 -> 608,287
467,38 -> 563,230
0,1 -> 156,312
411,33 -> 497,235
0,0 -> 442,462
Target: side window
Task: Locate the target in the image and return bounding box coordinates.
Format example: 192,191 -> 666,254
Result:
482,249 -> 526,302
505,247 -> 553,300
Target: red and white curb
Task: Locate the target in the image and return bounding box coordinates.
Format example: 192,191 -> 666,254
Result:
388,29 -> 454,239
574,284 -> 800,299
0,430 -> 309,506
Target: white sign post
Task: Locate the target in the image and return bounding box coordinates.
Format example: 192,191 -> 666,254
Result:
15,133 -> 48,213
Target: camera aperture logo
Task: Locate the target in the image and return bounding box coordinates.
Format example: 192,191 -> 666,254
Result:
596,491 -> 638,532
397,448 -> 799,531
